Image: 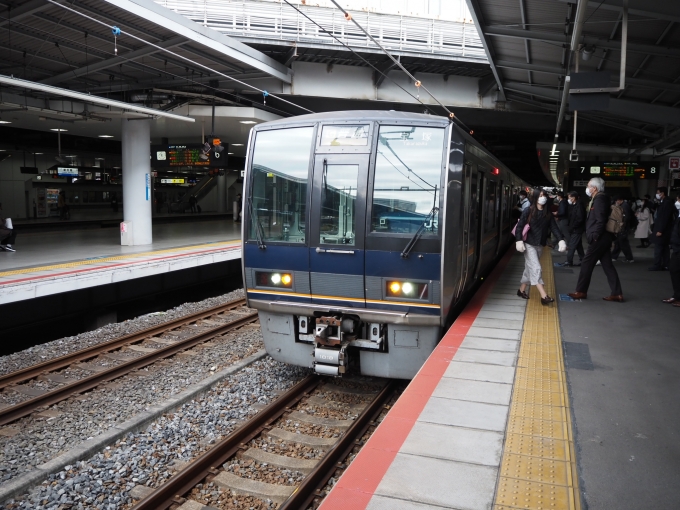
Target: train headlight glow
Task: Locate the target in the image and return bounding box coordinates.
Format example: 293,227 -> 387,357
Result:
389,282 -> 401,294
271,273 -> 282,284
385,280 -> 429,300
281,274 -> 292,285
255,271 -> 293,289
402,282 -> 414,294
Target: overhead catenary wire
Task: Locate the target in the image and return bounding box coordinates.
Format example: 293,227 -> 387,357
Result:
45,0 -> 314,115
328,0 -> 471,131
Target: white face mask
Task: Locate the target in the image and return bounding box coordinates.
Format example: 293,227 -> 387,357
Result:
568,198 -> 575,205
636,200 -> 642,207
538,196 -> 548,205
656,193 -> 662,200
585,187 -> 593,197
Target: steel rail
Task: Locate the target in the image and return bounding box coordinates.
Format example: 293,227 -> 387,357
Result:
278,380 -> 398,510
0,298 -> 246,390
0,311 -> 258,427
132,374 -> 322,510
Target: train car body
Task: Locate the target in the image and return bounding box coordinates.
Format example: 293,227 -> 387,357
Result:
241,111 -> 527,379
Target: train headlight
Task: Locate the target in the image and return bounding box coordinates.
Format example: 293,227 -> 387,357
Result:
255,271 -> 293,289
385,280 -> 429,300
389,282 -> 401,294
402,282 -> 414,295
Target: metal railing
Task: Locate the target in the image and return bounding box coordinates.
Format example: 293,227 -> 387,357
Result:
157,0 -> 487,62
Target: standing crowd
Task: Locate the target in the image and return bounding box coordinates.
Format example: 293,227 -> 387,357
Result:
514,179 -> 680,307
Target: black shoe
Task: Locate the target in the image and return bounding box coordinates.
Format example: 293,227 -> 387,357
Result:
541,295 -> 555,306
517,289 -> 530,299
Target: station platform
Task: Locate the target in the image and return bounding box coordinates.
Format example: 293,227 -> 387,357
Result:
0,220 -> 242,305
321,243 -> 680,510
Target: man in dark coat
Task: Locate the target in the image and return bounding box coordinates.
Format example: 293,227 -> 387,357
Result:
568,178 -> 623,301
662,196 -> 680,306
611,196 -> 634,262
557,191 -> 586,267
649,186 -> 677,271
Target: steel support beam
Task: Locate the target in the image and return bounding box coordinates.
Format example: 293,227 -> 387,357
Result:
465,0 -> 506,100
102,0 -> 292,83
555,0 -> 680,25
0,0 -> 63,28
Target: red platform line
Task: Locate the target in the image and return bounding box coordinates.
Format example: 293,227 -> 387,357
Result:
319,248 -> 515,510
0,245 -> 240,286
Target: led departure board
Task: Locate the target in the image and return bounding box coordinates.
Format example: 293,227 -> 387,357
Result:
569,161 -> 659,180
151,143 -> 227,168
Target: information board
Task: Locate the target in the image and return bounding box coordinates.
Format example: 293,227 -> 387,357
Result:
569,161 -> 659,180
151,143 -> 227,168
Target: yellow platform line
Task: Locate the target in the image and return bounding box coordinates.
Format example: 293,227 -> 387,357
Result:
0,240 -> 241,278
494,249 -> 581,510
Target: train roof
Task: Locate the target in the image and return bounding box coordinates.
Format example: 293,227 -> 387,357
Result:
259,110 -> 451,128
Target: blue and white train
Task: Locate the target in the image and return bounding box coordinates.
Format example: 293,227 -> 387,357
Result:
241,111 -> 528,379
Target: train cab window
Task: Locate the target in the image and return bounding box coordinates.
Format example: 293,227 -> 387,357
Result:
320,164 -> 358,245
248,127 -> 314,244
484,180 -> 497,232
371,126 -> 445,235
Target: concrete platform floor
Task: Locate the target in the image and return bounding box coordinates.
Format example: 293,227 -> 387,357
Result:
553,243 -> 680,509
0,219 -> 242,271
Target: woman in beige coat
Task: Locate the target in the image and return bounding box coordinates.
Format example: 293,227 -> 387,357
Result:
635,199 -> 652,248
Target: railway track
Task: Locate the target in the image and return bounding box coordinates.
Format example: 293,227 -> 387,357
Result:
132,374 -> 399,510
0,298 -> 258,426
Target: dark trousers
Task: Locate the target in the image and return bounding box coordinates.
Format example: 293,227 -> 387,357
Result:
566,232 -> 584,265
576,232 -> 623,295
611,231 -> 634,261
652,236 -> 671,269
0,228 -> 16,245
670,251 -> 680,300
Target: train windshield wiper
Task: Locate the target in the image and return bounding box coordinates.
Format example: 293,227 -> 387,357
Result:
249,197 -> 267,249
400,206 -> 438,258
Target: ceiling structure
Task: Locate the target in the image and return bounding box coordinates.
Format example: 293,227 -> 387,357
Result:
466,0 -> 680,182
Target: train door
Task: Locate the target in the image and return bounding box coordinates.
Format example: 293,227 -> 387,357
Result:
308,154 -> 369,307
467,167 -> 482,283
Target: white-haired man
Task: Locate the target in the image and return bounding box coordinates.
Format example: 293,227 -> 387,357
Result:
568,178 -> 623,301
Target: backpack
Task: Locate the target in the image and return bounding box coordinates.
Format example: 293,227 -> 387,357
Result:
606,204 -> 625,234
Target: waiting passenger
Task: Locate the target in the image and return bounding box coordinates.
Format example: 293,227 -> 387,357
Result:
556,191 -> 585,267
517,190 -> 530,212
635,199 -> 653,248
649,186 -> 677,271
568,178 -> 623,302
662,195 -> 680,307
515,189 -> 567,306
611,196 -> 635,263
0,203 -> 16,252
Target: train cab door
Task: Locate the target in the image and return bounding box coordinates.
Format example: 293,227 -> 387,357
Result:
308,153 -> 369,307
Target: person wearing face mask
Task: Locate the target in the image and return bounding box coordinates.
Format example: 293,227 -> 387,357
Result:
568,178 -> 624,302
649,187 -> 677,271
557,191 -> 585,267
611,196 -> 635,263
634,198 -> 652,248
515,189 -> 567,306
662,196 -> 680,307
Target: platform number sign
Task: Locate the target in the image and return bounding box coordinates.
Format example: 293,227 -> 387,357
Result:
669,157 -> 680,170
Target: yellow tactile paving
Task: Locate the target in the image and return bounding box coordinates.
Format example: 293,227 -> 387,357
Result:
494,249 -> 582,510
0,240 -> 240,278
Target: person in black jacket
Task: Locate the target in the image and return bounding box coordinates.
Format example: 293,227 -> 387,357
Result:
649,186 -> 677,271
557,191 -> 585,267
553,191 -> 569,239
515,189 -> 567,306
611,196 -> 635,263
569,178 -> 623,302
661,195 -> 680,307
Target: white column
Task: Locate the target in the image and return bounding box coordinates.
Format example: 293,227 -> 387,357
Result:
217,173 -> 227,213
121,119 -> 152,245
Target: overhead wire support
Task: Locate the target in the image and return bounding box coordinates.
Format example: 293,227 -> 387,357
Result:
44,0 -> 314,115
328,0 -> 470,130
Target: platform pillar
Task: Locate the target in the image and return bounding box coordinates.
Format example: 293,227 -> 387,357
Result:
121,119 -> 152,246
217,173 -> 227,213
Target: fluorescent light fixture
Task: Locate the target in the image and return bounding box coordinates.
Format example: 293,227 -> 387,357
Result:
232,143 -> 244,146
50,128 -> 68,132
99,135 -> 114,138
239,120 -> 257,124
227,152 -> 234,155
0,74 -> 195,123
33,152 -> 44,155
0,120 -> 11,124
95,157 -> 105,160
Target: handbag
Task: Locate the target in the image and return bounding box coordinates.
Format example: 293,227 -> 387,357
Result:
511,220 -> 530,241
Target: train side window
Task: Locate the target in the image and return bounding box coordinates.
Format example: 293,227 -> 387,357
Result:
320,164 -> 358,245
484,180 -> 497,232
248,127 -> 314,243
371,125 -> 445,235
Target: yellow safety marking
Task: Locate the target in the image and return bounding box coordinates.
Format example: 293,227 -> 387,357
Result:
494,249 -> 581,510
247,289 -> 441,308
0,240 -> 240,278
